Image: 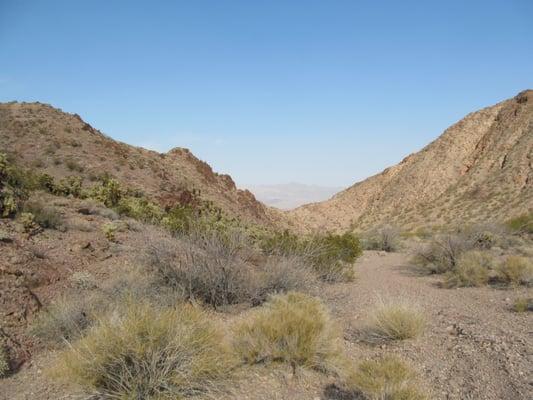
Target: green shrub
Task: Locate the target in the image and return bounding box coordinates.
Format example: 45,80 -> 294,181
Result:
54,302 -> 234,399
513,297 -> 532,312
496,256 -> 533,286
345,356 -> 427,400
54,176 -> 83,197
233,292 -> 343,374
19,212 -> 38,233
102,222 -> 118,241
363,299 -> 426,342
443,250 -> 493,288
23,200 -> 63,229
260,230 -> 361,282
88,178 -> 124,207
0,153 -> 28,217
116,196 -> 164,223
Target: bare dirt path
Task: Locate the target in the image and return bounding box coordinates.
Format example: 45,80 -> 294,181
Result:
324,251 -> 533,400
1,251 -> 532,400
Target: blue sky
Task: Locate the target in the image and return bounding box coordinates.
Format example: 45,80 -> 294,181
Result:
1,1 -> 532,187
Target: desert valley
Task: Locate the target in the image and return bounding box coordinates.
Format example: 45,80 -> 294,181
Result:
0,90 -> 531,400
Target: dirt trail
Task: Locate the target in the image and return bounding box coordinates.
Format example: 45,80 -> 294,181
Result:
1,251 -> 531,400
326,251 -> 533,400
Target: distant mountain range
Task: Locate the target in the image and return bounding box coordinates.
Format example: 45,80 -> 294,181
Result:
245,183 -> 343,210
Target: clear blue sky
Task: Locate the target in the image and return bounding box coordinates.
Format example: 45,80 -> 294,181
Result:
1,1 -> 532,187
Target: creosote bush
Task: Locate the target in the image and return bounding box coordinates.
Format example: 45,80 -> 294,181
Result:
443,250 -> 493,288
261,230 -> 362,282
143,230 -> 256,308
506,212 -> 533,235
54,302 -> 234,400
345,356 -> 427,400
364,299 -> 426,342
362,225 -> 400,252
412,233 -> 470,274
233,292 -> 343,374
495,256 -> 533,286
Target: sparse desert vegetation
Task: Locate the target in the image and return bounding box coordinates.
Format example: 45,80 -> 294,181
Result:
1,90 -> 532,400
345,356 -> 427,400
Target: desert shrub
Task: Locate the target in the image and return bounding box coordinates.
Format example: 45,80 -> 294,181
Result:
495,256 -> 533,286
23,200 -> 63,229
65,158 -> 84,172
253,255 -> 317,305
345,356 -> 427,400
116,196 -> 164,223
513,297 -> 533,312
102,222 -> 118,241
0,153 -> 29,217
143,231 -> 256,308
54,302 -> 234,399
0,343 -> 9,378
362,225 -> 400,252
443,250 -> 493,288
19,212 -> 39,233
233,292 -> 343,374
261,230 -> 361,282
506,212 -> 533,235
54,176 -> 83,197
88,178 -> 124,207
31,297 -> 95,343
70,271 -> 98,290
363,299 -> 425,342
412,233 -> 471,274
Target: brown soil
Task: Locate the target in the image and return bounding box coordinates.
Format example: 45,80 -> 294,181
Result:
2,251 -> 531,400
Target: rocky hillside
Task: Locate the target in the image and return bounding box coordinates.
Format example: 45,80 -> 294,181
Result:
290,90 -> 533,232
0,102 -> 285,228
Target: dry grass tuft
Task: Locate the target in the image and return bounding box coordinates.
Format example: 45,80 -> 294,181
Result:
496,256 -> 533,286
513,297 -> 532,312
443,250 -> 493,288
53,302 -> 235,399
345,356 -> 427,400
363,299 -> 426,342
233,292 -> 343,374
0,343 -> 9,378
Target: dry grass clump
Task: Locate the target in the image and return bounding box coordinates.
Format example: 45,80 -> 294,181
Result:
233,292 -> 343,374
253,255 -> 317,305
363,225 -> 400,252
513,297 -> 532,312
0,343 -> 9,378
495,256 -> 533,286
30,296 -> 96,344
23,199 -> 63,230
363,299 -> 426,342
443,250 -> 493,288
54,302 -> 234,400
345,356 -> 427,400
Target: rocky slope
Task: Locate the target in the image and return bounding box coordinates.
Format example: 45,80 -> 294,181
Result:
0,102 -> 285,228
290,90 -> 533,232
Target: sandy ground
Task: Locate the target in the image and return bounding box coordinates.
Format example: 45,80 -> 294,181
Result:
1,251 -> 532,400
